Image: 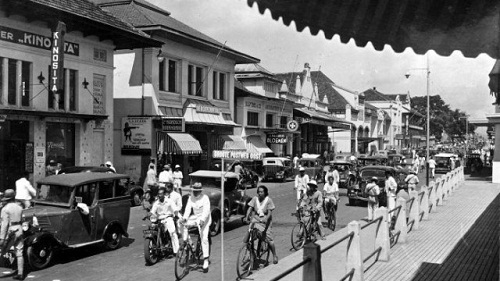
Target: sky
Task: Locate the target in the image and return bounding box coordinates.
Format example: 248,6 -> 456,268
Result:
150,0 -> 496,123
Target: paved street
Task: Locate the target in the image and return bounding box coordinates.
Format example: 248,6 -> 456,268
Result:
17,178 -> 371,281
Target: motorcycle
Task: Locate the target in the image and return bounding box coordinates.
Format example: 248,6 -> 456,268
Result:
143,214 -> 174,265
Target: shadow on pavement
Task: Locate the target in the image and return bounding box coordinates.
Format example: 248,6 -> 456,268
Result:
411,193 -> 499,281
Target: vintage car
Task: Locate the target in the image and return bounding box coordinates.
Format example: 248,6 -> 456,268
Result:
434,153 -> 459,174
56,166 -> 144,206
465,153 -> 483,174
295,154 -> 324,182
322,160 -> 357,188
21,173 -> 132,270
387,154 -> 405,167
188,170 -> 252,236
357,155 -> 388,167
209,159 -> 261,189
333,153 -> 356,163
347,165 -> 402,206
261,157 -> 293,182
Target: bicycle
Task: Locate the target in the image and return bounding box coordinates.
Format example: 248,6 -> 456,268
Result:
323,198 -> 337,231
290,207 -> 321,251
174,220 -> 210,280
236,219 -> 271,279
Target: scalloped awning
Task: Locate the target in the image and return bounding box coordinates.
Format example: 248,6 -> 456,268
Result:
247,0 -> 500,59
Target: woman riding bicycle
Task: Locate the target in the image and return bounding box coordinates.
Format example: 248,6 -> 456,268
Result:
180,182 -> 211,273
243,185 -> 278,265
322,175 -> 339,219
299,180 -> 326,240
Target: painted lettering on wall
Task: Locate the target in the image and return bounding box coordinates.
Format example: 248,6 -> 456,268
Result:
245,101 -> 262,109
93,74 -> 105,115
0,25 -> 79,55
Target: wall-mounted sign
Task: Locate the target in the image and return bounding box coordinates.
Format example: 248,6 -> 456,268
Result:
162,117 -> 184,132
196,104 -> 219,114
287,120 -> 299,132
93,74 -> 105,115
212,150 -> 263,160
395,134 -> 404,140
35,147 -> 45,163
0,25 -> 79,56
266,133 -> 287,144
121,117 -> 152,154
245,101 -> 262,109
316,135 -> 329,143
265,104 -> 281,112
49,21 -> 65,97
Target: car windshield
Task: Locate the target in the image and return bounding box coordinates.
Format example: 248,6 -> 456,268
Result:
360,169 -> 386,178
37,184 -> 72,205
435,157 -> 449,163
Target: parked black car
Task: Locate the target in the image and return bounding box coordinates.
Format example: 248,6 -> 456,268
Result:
348,165 -> 401,206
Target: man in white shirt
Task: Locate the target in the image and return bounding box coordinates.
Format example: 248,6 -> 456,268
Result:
165,182 -> 182,219
428,157 -> 437,179
15,171 -> 36,209
172,165 -> 184,195
180,182 -> 211,273
293,154 -> 299,168
294,167 -> 309,206
150,187 -> 179,256
384,170 -> 398,212
158,164 -> 173,188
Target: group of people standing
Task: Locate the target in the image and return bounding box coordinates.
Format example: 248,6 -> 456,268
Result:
144,163 -> 184,199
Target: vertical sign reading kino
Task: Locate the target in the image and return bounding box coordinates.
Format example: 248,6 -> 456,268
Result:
50,21 -> 66,110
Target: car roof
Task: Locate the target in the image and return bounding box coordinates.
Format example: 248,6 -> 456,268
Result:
359,165 -> 395,172
37,173 -> 129,187
58,166 -> 115,174
189,170 -> 239,178
329,160 -> 352,165
435,153 -> 456,157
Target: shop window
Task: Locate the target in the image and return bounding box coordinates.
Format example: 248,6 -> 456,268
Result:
48,66 -> 79,110
188,64 -> 205,96
212,71 -> 226,100
266,114 -> 274,127
46,122 -> 75,170
93,48 -> 107,62
247,111 -> 259,126
68,69 -> 77,111
280,116 -> 287,128
159,59 -> 178,93
8,59 -> 16,105
21,61 -> 31,107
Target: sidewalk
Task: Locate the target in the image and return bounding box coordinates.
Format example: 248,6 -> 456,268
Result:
249,178 -> 499,281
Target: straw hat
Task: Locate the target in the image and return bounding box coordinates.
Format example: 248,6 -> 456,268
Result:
2,189 -> 15,201
192,182 -> 203,191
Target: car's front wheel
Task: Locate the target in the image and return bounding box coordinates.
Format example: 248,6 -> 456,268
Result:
104,228 -> 123,250
27,240 -> 54,270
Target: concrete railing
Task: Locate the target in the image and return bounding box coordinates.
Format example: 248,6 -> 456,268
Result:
272,166 -> 464,281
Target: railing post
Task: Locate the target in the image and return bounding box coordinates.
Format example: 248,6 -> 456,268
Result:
428,181 -> 436,213
442,175 -> 449,202
347,221 -> 364,281
395,198 -> 407,243
420,186 -> 429,220
374,208 -> 390,261
436,179 -> 444,206
303,241 -> 322,281
409,190 -> 420,230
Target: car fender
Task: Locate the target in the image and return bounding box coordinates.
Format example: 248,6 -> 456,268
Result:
25,231 -> 61,248
102,220 -> 128,239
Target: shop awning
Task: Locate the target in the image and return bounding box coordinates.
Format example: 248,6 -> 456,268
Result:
183,99 -> 238,126
246,135 -> 273,154
357,137 -> 380,143
294,107 -> 352,129
157,132 -> 202,155
159,106 -> 183,117
221,135 -> 247,151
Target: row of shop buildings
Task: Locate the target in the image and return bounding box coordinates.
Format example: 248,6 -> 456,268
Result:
0,0 -> 425,188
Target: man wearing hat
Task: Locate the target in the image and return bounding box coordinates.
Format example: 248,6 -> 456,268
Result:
404,170 -> 420,191
366,177 -> 380,221
172,165 -> 183,195
46,159 -> 57,176
105,161 -> 116,173
294,167 -> 309,208
180,182 -> 211,273
158,164 -> 174,188
0,189 -> 25,280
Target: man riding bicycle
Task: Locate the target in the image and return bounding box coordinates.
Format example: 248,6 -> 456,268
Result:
322,175 -> 339,219
298,180 -> 326,240
294,167 -> 309,208
150,186 -> 180,256
243,185 -> 278,264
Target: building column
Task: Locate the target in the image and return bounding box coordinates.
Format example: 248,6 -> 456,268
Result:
490,106 -> 500,183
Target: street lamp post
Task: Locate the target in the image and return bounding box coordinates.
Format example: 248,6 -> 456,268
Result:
405,55 -> 431,185
459,115 -> 469,158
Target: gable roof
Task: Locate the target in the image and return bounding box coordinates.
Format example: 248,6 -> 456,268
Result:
235,63 -> 281,82
362,88 -> 391,101
274,70 -> 350,110
95,0 -> 259,63
5,0 -> 162,50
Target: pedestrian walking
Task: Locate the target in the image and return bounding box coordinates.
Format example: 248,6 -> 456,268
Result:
366,177 -> 380,221
143,164 -> 158,201
385,171 -> 397,212
15,171 -> 36,209
158,164 -> 173,187
172,164 -> 183,195
428,157 -> 437,179
293,154 -> 299,168
405,170 -> 420,191
413,157 -> 420,173
420,156 -> 425,173
0,189 -> 25,280
294,167 -> 309,208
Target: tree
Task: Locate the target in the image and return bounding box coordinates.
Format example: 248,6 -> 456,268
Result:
410,95 -> 475,142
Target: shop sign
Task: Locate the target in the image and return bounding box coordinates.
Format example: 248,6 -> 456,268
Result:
266,133 -> 287,144
0,25 -> 79,56
35,147 -> 45,163
265,104 -> 281,112
196,104 -> 219,114
162,117 -> 184,132
287,120 -> 299,132
395,134 -> 404,140
245,101 -> 262,109
49,22 -> 65,95
121,117 -> 152,154
93,74 -> 105,115
212,150 -> 263,160
316,135 -> 329,143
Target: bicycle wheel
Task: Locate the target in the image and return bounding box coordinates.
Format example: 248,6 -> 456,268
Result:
236,244 -> 254,279
174,244 -> 190,280
327,205 -> 336,231
290,222 -> 306,251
